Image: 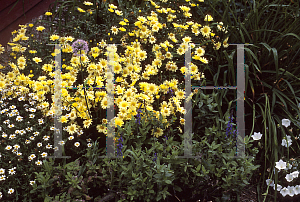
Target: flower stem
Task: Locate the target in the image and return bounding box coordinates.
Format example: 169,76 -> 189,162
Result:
80,55 -> 92,120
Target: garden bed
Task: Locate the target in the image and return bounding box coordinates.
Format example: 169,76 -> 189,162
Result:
0,0 -> 299,201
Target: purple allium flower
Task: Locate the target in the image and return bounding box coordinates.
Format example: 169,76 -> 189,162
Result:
71,39 -> 89,56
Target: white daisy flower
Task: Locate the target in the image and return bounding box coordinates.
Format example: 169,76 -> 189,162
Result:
35,160 -> 42,166
8,188 -> 14,194
41,152 -> 47,158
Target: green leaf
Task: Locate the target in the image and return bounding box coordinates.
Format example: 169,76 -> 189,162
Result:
173,185 -> 182,192
156,194 -> 162,201
259,42 -> 272,57
44,197 -> 51,202
243,179 -> 250,185
244,47 -> 262,72
121,165 -> 128,171
196,164 -> 201,172
165,180 -> 172,184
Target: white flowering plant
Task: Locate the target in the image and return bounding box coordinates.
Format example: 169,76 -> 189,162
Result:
0,86 -> 56,201
251,118 -> 300,200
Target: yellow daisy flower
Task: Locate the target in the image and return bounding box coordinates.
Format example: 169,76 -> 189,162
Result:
138,50 -> 147,60
115,117 -> 124,127
119,21 -> 127,26
119,27 -> 126,32
180,5 -> 190,12
77,7 -> 85,12
50,34 -> 60,41
200,26 -> 211,37
204,14 -> 213,21
36,26 -> 45,32
45,12 -> 52,16
214,42 -> 222,50
119,100 -> 129,109
152,128 -> 163,138
223,37 -> 229,48
111,26 -> 119,35
195,47 -> 205,56
109,4 -> 117,9
152,25 -> 159,32
149,35 -> 156,44
66,36 -> 75,42
83,1 -> 93,6
183,12 -> 192,18
83,119 -> 93,128
0,45 -> 4,54
115,10 -> 123,16
67,124 -> 78,135
177,47 -> 185,55
182,36 -> 192,43
32,57 -> 42,64
200,57 -> 208,64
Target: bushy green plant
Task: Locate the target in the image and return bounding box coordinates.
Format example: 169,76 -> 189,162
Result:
92,90 -> 259,202
27,89 -> 260,202
30,141 -> 108,201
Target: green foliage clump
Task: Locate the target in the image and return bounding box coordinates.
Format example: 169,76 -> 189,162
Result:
30,90 -> 259,202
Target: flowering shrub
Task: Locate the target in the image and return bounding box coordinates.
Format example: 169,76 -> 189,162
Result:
0,0 -> 268,201
0,0 -> 230,158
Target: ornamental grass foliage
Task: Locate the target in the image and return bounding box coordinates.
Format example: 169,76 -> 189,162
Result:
219,0 -> 300,200
0,0 -> 299,201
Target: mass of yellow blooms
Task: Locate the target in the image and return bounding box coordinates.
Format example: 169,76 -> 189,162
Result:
0,0 -> 229,139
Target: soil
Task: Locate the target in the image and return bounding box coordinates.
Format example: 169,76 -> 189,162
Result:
239,184 -> 258,202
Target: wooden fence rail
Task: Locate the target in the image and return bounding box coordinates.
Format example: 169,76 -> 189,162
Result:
0,0 -> 56,47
